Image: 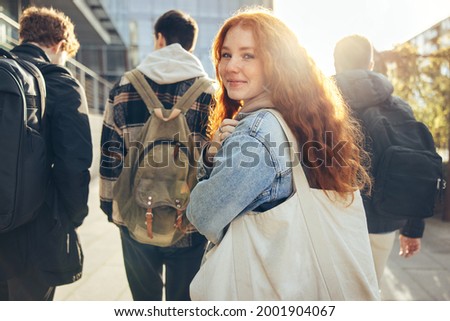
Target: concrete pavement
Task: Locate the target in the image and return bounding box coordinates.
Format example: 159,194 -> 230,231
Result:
381,215 -> 450,300
54,113 -> 450,301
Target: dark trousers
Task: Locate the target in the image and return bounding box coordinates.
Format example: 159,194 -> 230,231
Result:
120,226 -> 206,301
4,268 -> 55,301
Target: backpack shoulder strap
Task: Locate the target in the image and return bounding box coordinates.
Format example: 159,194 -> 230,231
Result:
160,77 -> 211,121
1,49 -> 48,120
14,58 -> 47,121
159,77 -> 211,122
25,61 -> 46,121
173,77 -> 211,114
125,69 -> 166,117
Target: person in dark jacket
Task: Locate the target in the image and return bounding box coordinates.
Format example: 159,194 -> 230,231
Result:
0,6 -> 92,300
333,34 -> 424,286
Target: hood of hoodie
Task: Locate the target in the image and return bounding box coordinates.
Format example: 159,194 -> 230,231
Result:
334,70 -> 394,110
136,43 -> 208,84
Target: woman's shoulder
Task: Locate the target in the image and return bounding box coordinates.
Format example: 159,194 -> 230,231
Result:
235,109 -> 287,143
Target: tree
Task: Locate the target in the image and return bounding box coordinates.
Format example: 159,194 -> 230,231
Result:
377,44 -> 450,220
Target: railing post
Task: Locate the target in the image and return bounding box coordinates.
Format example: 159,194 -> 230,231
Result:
103,84 -> 109,113
0,22 -> 6,45
93,79 -> 99,112
79,68 -> 86,89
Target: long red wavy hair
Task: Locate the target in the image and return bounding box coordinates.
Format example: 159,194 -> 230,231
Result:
210,7 -> 370,197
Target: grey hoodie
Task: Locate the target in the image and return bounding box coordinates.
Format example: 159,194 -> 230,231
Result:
334,70 -> 393,110
136,43 -> 208,85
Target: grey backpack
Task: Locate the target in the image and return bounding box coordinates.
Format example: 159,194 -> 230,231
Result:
112,70 -> 210,246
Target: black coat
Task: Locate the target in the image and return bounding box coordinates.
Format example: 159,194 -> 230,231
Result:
0,44 -> 92,285
334,70 -> 425,238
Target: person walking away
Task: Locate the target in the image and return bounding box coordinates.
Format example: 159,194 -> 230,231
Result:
0,6 -> 92,300
99,10 -> 214,301
333,35 -> 441,286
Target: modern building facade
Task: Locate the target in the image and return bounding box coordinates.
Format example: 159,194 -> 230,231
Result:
1,0 -> 274,107
0,0 -> 120,111
100,0 -> 273,78
407,16 -> 450,55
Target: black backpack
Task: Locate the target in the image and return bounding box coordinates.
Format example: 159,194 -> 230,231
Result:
0,48 -> 50,233
356,97 -> 445,220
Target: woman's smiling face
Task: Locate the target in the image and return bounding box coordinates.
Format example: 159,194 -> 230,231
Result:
218,24 -> 268,108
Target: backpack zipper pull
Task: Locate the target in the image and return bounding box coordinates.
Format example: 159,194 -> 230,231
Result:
438,178 -> 447,202
66,233 -> 70,254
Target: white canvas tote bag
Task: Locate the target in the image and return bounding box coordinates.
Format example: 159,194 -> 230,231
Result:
190,110 -> 380,301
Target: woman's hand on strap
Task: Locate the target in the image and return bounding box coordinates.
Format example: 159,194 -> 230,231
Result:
205,118 -> 239,162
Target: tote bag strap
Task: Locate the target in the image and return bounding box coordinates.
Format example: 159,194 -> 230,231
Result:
266,109 -> 345,300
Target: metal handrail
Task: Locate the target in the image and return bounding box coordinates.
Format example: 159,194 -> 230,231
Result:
67,56 -> 112,87
0,12 -> 18,28
0,12 -> 112,112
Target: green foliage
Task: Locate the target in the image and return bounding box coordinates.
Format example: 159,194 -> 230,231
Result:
379,45 -> 450,150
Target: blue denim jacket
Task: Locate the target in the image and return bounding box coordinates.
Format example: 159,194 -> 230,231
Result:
187,110 -> 293,244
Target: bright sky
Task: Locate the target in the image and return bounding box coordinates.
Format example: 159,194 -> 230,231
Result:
274,0 -> 450,75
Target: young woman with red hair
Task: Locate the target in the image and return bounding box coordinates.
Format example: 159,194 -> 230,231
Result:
187,7 -> 379,300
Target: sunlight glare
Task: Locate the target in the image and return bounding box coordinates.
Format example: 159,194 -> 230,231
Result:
274,0 -> 450,76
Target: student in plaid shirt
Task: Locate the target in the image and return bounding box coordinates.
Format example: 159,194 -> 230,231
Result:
99,10 -> 214,301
